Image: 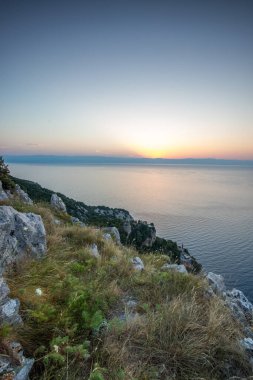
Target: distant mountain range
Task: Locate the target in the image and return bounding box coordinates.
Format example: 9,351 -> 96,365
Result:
4,155 -> 253,166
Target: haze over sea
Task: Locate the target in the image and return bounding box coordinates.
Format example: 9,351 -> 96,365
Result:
9,162 -> 253,301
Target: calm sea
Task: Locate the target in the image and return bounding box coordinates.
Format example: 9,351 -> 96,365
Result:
9,164 -> 253,301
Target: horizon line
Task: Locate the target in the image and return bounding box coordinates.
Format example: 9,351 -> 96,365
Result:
3,154 -> 253,165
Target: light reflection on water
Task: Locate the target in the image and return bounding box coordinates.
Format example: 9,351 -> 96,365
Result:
9,164 -> 253,300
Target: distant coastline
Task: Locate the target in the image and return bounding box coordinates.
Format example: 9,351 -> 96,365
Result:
4,155 -> 253,167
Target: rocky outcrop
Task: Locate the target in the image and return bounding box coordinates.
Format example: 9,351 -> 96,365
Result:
15,185 -> 33,205
103,227 -> 121,244
206,272 -> 226,296
94,207 -> 133,222
0,180 -> 9,202
50,193 -> 67,213
0,206 -> 47,272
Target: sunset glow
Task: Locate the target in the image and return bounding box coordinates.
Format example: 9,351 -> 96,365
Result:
1,1 -> 253,160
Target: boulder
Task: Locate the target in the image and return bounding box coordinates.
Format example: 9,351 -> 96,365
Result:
50,193 -> 67,213
206,272 -> 226,296
0,206 -> 47,272
162,263 -> 188,274
15,185 -> 33,205
103,227 -> 121,244
240,337 -> 253,352
131,257 -> 144,271
122,221 -> 132,236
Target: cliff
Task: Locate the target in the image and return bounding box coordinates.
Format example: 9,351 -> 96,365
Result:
0,176 -> 253,379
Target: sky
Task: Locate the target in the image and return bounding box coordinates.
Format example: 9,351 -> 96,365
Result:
0,0 -> 253,159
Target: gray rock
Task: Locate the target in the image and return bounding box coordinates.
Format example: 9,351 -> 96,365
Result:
0,355 -> 12,374
14,358 -> 34,380
0,206 -> 47,272
0,180 -> 8,201
103,227 -> 121,244
226,288 -> 253,324
206,272 -> 226,296
240,337 -> 253,352
103,233 -> 112,241
50,193 -> 67,213
15,185 -> 33,205
90,244 -> 100,258
0,276 -> 10,303
71,216 -> 85,227
162,263 -> 188,274
131,256 -> 144,271
0,298 -> 22,325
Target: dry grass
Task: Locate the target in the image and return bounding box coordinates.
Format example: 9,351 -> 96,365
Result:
1,201 -> 251,379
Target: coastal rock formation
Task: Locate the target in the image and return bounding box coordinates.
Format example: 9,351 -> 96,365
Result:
15,184 -> 33,205
103,227 -> 121,244
94,206 -> 133,222
206,272 -> 226,296
0,206 -> 47,271
128,221 -> 156,248
50,193 -> 67,213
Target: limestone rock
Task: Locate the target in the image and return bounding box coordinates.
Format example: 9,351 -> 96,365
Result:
15,185 -> 33,205
103,227 -> 121,244
0,180 -> 8,201
90,244 -> 100,258
71,216 -> 85,227
131,256 -> 144,271
226,288 -> 253,324
14,357 -> 34,380
0,340 -> 34,379
0,206 -> 47,272
103,233 -> 112,241
0,299 -> 22,325
50,193 -> 67,213
162,263 -> 188,274
206,272 -> 226,296
240,337 -> 253,352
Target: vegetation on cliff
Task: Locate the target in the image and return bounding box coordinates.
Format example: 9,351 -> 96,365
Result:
0,198 -> 250,379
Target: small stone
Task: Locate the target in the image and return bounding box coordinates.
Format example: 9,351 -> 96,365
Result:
131,257 -> 144,271
35,288 -> 42,296
90,244 -> 100,258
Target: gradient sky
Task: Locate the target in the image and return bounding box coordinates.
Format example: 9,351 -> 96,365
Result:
0,0 -> 253,159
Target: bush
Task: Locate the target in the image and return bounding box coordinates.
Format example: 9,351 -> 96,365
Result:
0,156 -> 15,190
